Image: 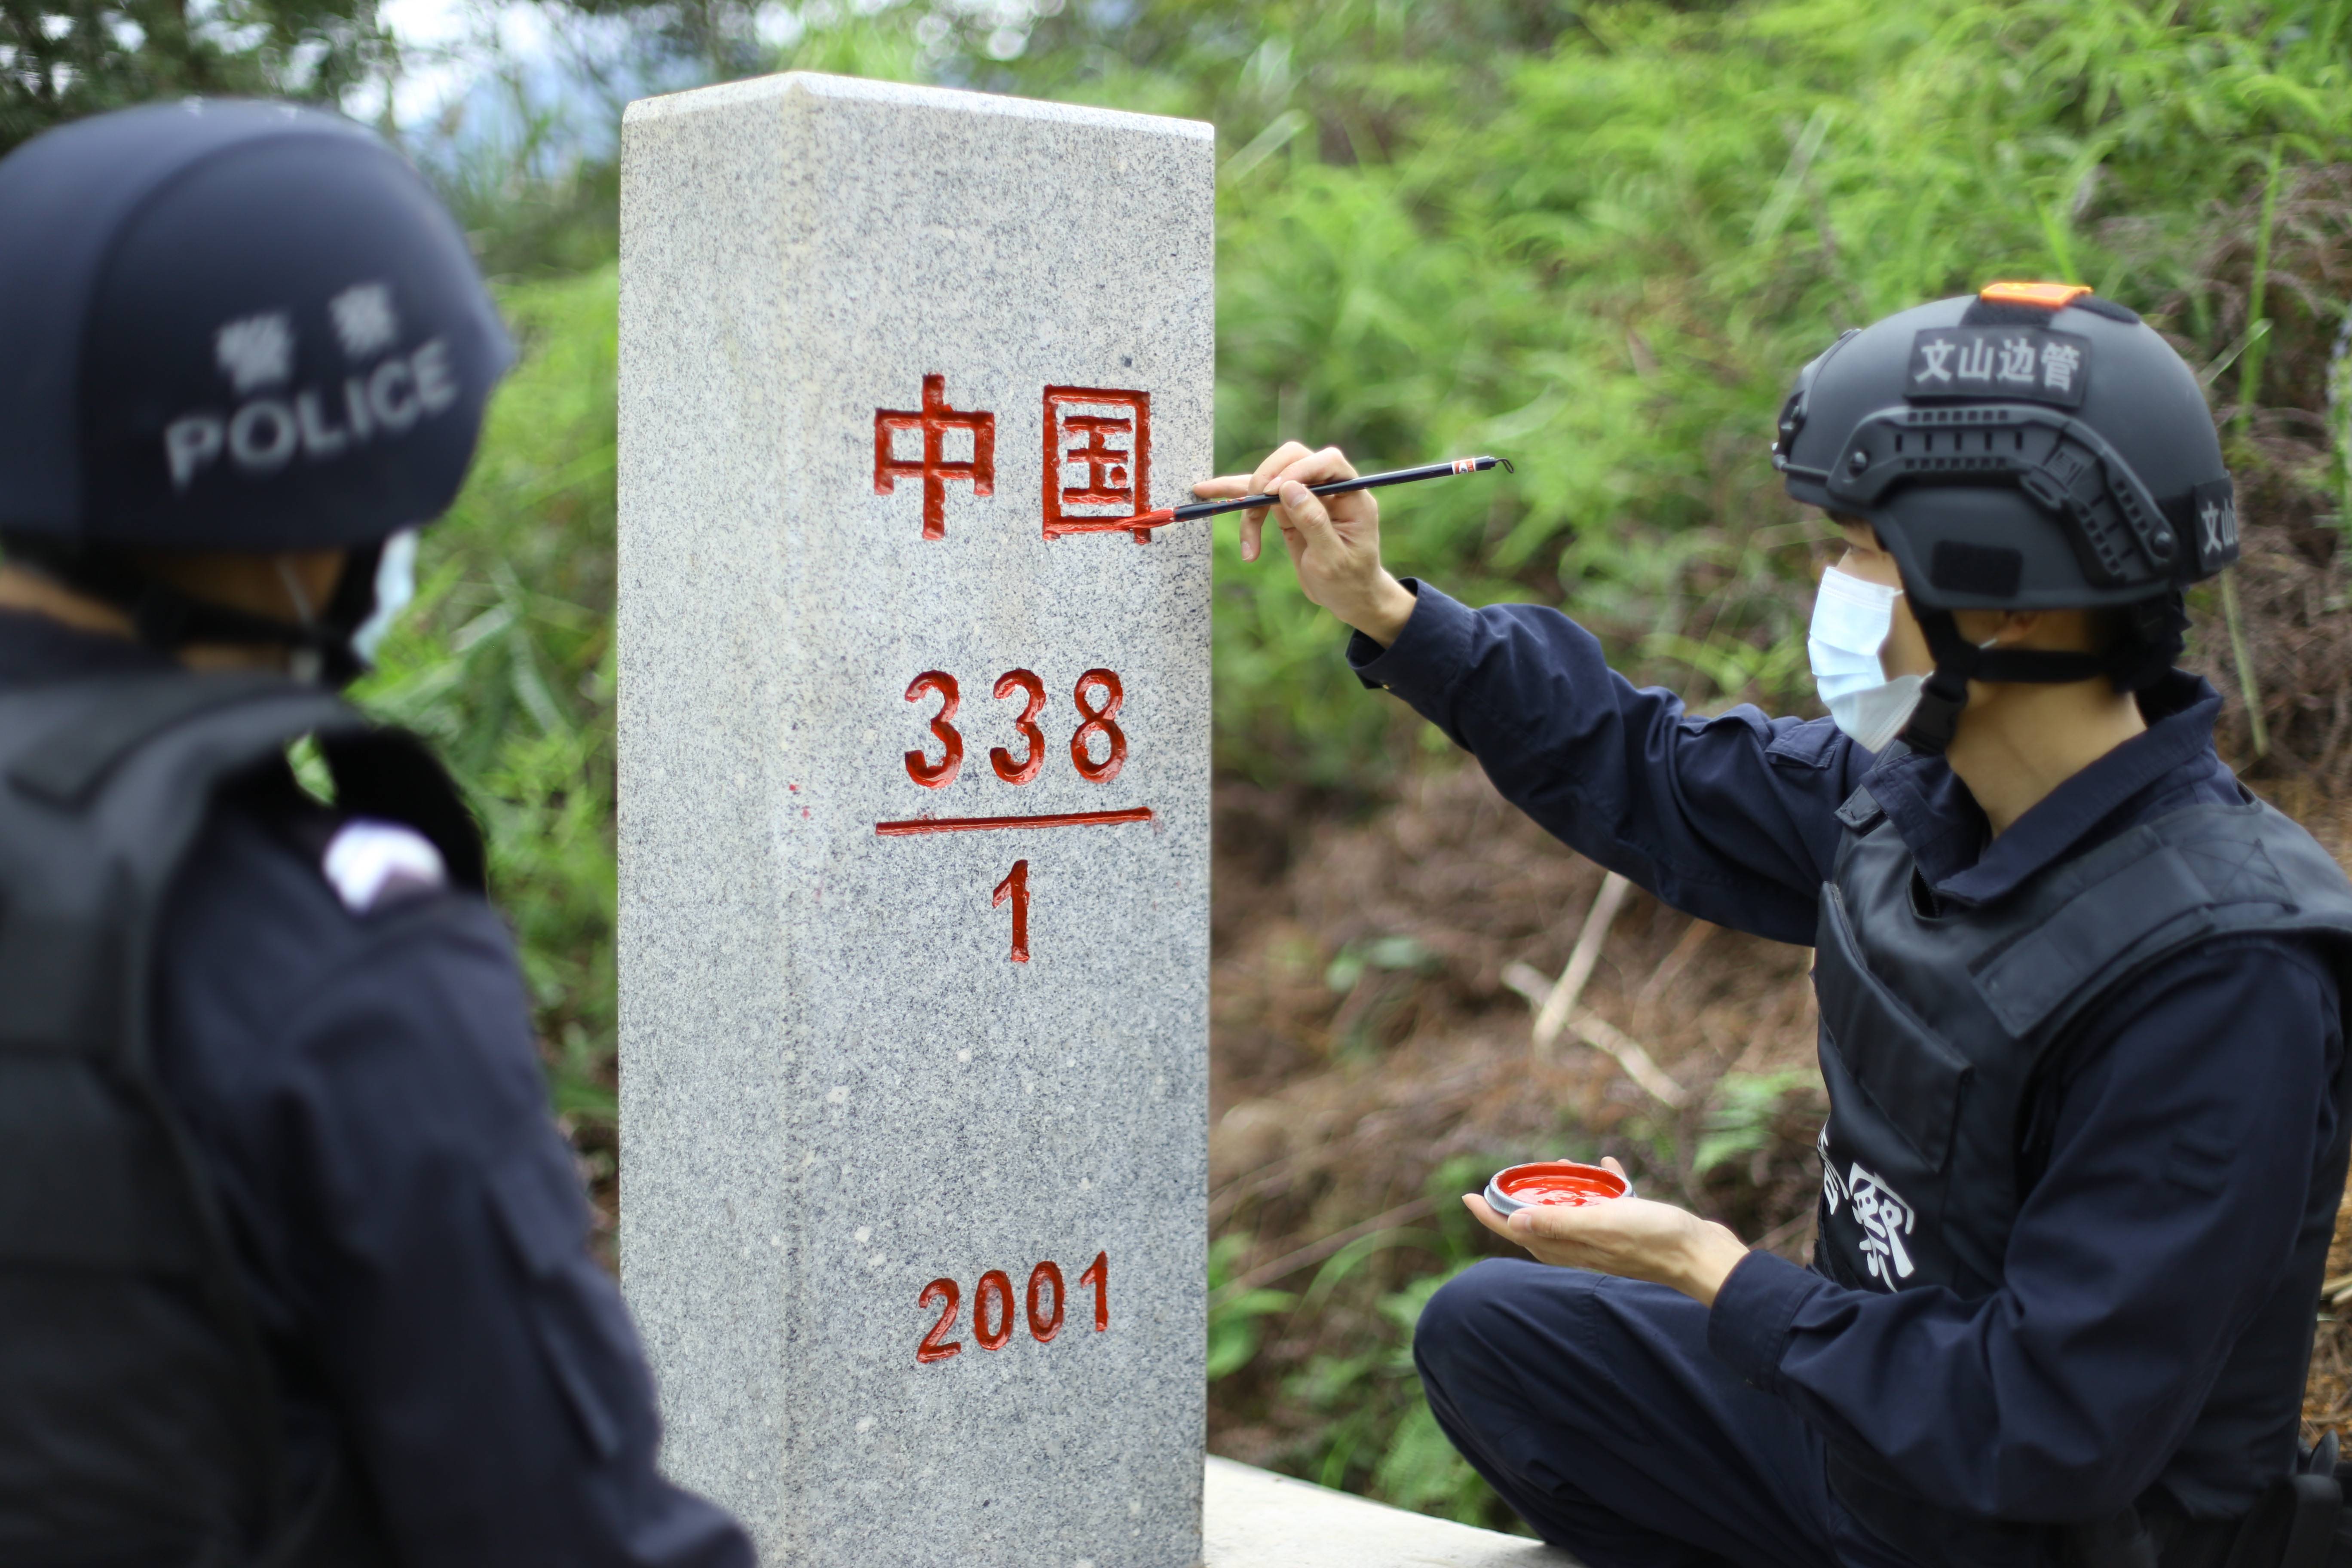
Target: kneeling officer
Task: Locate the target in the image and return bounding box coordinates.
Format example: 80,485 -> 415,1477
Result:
0,104 -> 751,1563
1202,284 -> 2352,1568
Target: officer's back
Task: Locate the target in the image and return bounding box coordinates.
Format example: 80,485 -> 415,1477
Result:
0,101 -> 753,1565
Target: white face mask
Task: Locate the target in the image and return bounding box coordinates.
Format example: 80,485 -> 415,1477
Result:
350,527 -> 419,667
1807,565 -> 1924,754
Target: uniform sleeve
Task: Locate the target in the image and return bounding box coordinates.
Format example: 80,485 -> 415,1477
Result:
1347,580 -> 1863,943
241,904 -> 753,1567
1708,940 -> 2342,1520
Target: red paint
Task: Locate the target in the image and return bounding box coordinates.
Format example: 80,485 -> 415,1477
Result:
993,859 -> 1031,963
973,1270 -> 1015,1351
989,669 -> 1047,784
1050,507 -> 1176,535
888,666 -> 1132,791
903,671 -> 962,788
1496,1161 -> 1628,1208
1070,669 -> 1127,784
875,374 -> 995,540
1042,387 -> 1153,542
1026,1260 -> 1065,1343
873,807 -> 1153,836
1078,1250 -> 1109,1332
916,1278 -> 963,1364
918,1256 -> 1105,1365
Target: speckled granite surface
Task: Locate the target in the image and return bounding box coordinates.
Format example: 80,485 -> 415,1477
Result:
616,72 -> 1213,1568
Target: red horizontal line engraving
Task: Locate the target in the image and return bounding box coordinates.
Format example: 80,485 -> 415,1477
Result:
874,806 -> 1155,837
1042,508 -> 1177,538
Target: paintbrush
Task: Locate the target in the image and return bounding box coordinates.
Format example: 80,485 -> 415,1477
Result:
1042,455 -> 1514,538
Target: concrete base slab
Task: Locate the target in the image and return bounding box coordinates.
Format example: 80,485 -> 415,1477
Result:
1204,1457 -> 1580,1568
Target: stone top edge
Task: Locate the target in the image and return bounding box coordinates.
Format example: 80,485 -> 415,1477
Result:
621,70 -> 1215,141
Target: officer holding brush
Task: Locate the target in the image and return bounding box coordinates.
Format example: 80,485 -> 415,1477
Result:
1200,284 -> 2352,1568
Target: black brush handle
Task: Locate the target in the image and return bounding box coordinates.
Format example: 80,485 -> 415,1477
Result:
1173,455 -> 1512,521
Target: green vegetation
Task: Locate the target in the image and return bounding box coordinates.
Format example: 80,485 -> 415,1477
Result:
355,267 -> 624,1178
1,0 -> 389,152
1126,0 -> 2352,784
1694,1069 -> 1820,1177
1215,1155 -> 1510,1525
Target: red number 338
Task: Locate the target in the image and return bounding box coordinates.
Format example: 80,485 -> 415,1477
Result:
903,669 -> 1126,789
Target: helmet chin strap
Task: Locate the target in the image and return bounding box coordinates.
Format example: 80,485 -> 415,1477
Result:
2,534 -> 378,687
1898,608 -> 2119,755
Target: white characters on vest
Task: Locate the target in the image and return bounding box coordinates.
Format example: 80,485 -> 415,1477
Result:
1820,1128 -> 1919,1289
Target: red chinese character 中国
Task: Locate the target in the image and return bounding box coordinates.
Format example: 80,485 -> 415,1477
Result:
1042,386 -> 1152,542
875,374 -> 995,541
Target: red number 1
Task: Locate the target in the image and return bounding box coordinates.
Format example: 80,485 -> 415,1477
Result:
992,859 -> 1030,963
1078,1250 -> 1109,1332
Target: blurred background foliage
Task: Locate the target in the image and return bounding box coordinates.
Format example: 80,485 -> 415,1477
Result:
18,0 -> 2352,1527
0,0 -> 389,149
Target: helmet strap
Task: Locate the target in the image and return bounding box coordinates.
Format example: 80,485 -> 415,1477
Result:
1,534 -> 368,686
1899,608 -> 2124,755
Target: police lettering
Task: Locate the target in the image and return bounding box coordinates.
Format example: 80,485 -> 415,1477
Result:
164,337 -> 460,491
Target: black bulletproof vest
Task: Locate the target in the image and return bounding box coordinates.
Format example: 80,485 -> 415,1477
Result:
1812,782 -> 2352,1568
0,670 -> 481,1568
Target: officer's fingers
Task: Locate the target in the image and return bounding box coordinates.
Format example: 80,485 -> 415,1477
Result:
1274,512 -> 1309,572
1191,472 -> 1259,501
1322,486 -> 1379,536
1239,508 -> 1266,564
1463,1194 -> 1517,1242
1250,441 -> 1316,495
1601,1157 -> 1629,1181
1274,445 -> 1360,490
1502,1207 -> 1604,1271
1276,480 -> 1344,553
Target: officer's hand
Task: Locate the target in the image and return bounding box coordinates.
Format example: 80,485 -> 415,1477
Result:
1463,1159 -> 1753,1307
1193,443 -> 1418,647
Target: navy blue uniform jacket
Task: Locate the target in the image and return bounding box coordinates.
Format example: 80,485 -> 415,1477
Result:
1349,582 -> 2346,1523
0,612 -> 753,1565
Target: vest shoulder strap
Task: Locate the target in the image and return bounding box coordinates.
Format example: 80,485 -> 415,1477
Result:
1969,800 -> 2352,1041
0,672 -> 365,1059
1835,783 -> 1887,833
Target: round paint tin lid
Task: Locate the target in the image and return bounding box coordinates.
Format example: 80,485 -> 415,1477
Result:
1482,1160 -> 1630,1218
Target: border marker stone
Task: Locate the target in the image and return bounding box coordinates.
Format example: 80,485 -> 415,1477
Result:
616,72 -> 1213,1565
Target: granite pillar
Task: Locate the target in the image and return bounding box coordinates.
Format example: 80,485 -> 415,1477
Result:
616,71 -> 1214,1567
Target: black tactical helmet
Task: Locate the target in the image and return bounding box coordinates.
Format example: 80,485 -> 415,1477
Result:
0,99 -> 513,552
1774,282 -> 2233,750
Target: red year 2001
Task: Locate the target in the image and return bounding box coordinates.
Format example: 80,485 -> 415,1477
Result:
917,1250 -> 1107,1365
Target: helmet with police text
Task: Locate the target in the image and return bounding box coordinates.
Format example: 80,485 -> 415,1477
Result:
0,99 -> 513,552
1773,282 -> 2235,612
